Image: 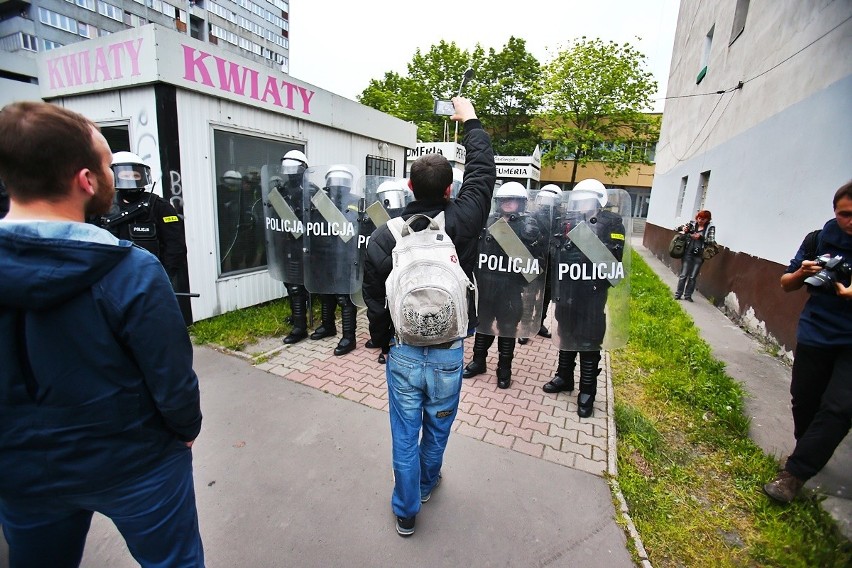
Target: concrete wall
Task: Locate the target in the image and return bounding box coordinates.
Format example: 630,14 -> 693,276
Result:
645,0 -> 852,352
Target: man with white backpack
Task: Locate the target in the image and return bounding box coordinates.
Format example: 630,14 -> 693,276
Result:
362,96 -> 495,537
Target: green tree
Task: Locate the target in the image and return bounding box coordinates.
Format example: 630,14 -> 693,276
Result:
358,71 -> 437,141
357,38 -> 543,151
541,37 -> 660,185
469,37 -> 543,155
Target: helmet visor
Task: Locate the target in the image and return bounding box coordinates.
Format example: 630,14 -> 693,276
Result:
112,163 -> 152,190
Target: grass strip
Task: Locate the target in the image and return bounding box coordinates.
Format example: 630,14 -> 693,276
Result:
612,250 -> 851,567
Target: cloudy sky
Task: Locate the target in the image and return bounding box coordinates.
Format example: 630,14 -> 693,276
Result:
288,0 -> 682,112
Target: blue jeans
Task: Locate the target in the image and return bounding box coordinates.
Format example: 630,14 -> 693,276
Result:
386,341 -> 464,519
0,446 -> 203,568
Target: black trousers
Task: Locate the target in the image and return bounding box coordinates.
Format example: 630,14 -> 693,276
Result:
786,343 -> 852,480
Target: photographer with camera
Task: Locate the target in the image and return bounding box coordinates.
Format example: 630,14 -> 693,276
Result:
674,210 -> 715,301
763,180 -> 852,503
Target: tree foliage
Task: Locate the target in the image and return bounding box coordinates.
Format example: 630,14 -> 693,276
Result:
357,35 -> 660,174
541,37 -> 660,183
357,38 -> 543,153
470,37 -> 543,155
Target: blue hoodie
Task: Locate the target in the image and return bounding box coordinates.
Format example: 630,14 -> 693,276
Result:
0,221 -> 201,499
786,218 -> 852,347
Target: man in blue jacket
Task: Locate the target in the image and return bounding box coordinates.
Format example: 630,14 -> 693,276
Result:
363,97 -> 495,537
0,102 -> 204,566
764,180 -> 852,503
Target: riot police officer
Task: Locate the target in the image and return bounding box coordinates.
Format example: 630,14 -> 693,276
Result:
543,179 -> 627,418
518,183 -> 562,345
104,151 -> 189,295
274,150 -> 312,345
304,164 -> 361,356
463,181 -> 549,388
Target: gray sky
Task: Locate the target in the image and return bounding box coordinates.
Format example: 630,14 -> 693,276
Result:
288,0 -> 682,112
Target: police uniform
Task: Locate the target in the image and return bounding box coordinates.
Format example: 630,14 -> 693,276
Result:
544,190 -> 626,418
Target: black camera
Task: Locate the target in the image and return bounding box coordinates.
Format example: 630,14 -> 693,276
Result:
804,254 -> 852,289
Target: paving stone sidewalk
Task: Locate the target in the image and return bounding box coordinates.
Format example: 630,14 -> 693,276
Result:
256,310 -> 614,477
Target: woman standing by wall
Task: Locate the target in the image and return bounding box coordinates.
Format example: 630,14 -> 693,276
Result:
675,210 -> 716,301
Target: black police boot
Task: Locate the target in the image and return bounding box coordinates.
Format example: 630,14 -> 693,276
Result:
537,325 -> 552,338
542,350 -> 577,393
496,337 -> 515,389
577,352 -> 602,418
310,295 -> 337,340
463,333 -> 494,378
283,285 -> 308,345
334,296 -> 357,356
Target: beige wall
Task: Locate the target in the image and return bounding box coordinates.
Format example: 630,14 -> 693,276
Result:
541,161 -> 655,189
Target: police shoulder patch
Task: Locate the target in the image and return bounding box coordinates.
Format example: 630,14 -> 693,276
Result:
162,215 -> 179,223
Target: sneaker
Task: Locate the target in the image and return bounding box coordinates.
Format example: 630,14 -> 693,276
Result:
684,296 -> 694,302
763,470 -> 804,503
421,473 -> 442,503
395,515 -> 415,537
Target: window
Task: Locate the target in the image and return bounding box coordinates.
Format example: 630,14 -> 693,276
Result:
20,33 -> 39,52
365,156 -> 394,177
676,176 -> 688,219
44,39 -> 64,50
698,25 -> 714,84
730,0 -> 750,45
213,130 -> 302,276
695,170 -> 711,213
39,7 -> 79,34
66,0 -> 96,10
98,1 -> 124,22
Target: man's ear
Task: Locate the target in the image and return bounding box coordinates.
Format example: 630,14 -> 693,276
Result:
443,185 -> 452,200
76,169 -> 95,197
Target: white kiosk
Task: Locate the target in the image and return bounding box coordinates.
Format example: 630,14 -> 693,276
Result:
36,24 -> 416,321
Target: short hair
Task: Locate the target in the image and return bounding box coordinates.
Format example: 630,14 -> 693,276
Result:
833,180 -> 852,209
696,209 -> 712,221
409,154 -> 452,203
0,101 -> 101,203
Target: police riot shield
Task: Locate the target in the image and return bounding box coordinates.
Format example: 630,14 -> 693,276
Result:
302,164 -> 363,295
261,163 -> 305,284
474,193 -> 551,338
450,168 -> 464,199
350,176 -> 413,307
548,187 -> 632,351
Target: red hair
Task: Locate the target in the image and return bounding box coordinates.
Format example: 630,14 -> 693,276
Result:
696,210 -> 712,221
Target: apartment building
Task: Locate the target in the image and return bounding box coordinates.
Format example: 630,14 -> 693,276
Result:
644,0 -> 852,352
0,0 -> 291,105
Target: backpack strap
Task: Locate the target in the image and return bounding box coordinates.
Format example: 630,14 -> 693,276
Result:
386,216 -> 405,243
802,229 -> 821,260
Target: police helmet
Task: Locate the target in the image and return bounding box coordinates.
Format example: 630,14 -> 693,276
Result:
540,184 -> 563,197
376,179 -> 408,209
325,164 -> 362,197
568,178 -> 608,210
536,184 -> 563,208
222,170 -> 242,191
111,151 -> 152,191
494,181 -> 529,214
281,149 -> 308,177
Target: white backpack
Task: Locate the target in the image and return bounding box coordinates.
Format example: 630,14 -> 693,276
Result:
385,213 -> 475,346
